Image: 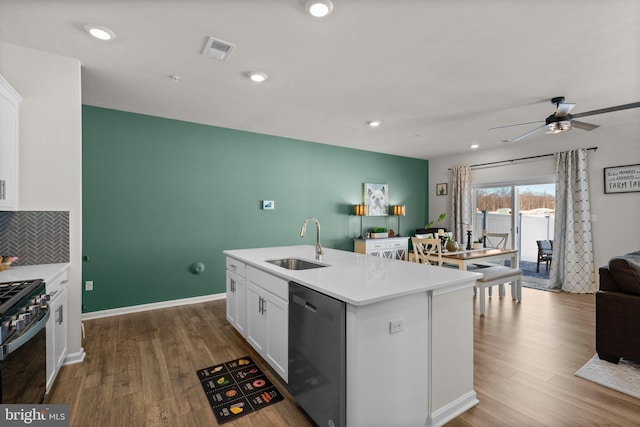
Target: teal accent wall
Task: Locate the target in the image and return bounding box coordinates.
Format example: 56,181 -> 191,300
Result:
82,106 -> 429,312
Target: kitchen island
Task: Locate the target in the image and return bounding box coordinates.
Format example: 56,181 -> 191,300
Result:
224,245 -> 481,427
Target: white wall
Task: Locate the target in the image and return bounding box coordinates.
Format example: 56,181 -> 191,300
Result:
0,42 -> 83,361
429,122 -> 640,274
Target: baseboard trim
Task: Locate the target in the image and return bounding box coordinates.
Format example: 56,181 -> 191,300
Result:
81,293 -> 226,321
428,390 -> 479,427
63,347 -> 86,365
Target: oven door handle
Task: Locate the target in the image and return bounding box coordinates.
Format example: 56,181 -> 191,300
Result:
0,309 -> 50,361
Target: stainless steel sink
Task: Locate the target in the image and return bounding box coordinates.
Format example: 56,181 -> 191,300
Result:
265,257 -> 328,270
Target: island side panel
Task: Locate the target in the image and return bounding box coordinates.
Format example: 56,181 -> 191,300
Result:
429,286 -> 478,426
346,291 -> 430,427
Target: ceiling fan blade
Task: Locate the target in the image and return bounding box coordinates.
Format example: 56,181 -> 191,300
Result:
555,102 -> 575,117
572,101 -> 640,118
488,120 -> 543,130
571,120 -> 600,131
510,124 -> 547,142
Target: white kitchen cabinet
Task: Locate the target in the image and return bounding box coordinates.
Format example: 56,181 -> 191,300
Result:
245,281 -> 288,382
0,74 -> 22,211
225,270 -> 246,336
46,268 -> 69,393
225,257 -> 247,336
354,237 -> 409,260
225,257 -> 289,382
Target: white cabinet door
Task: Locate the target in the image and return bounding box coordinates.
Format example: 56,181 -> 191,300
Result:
265,295 -> 288,381
226,270 -> 246,336
54,287 -> 68,368
46,298 -> 59,392
0,75 -> 21,211
245,281 -> 289,381
45,268 -> 69,393
246,283 -> 267,354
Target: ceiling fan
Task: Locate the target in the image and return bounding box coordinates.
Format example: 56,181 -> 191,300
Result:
490,97 -> 640,142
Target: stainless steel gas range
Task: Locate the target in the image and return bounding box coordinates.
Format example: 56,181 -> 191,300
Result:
0,278 -> 49,404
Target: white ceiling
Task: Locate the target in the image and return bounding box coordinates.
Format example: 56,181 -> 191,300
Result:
1,0 -> 639,160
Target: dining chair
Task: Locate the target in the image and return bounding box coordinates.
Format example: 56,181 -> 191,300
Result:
536,240 -> 553,272
411,237 -> 443,266
484,232 -> 509,249
476,232 -> 510,295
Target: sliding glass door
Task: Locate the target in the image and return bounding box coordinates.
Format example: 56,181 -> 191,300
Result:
473,186 -> 515,248
473,182 -> 556,278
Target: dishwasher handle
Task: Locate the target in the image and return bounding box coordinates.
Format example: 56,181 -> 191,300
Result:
292,294 -> 317,312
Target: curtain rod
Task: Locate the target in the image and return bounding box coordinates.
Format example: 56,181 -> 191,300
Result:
448,146 -> 598,170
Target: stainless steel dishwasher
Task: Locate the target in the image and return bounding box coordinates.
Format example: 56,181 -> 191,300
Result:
288,281 -> 346,427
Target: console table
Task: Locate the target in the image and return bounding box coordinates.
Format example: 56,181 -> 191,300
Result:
354,237 -> 409,260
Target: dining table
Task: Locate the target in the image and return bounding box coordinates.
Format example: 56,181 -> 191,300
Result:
439,247 -> 519,270
409,246 -> 519,269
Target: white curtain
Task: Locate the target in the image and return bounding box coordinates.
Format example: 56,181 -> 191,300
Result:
549,149 -> 596,293
450,165 -> 472,243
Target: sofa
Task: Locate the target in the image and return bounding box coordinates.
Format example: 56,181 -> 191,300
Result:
596,250 -> 640,364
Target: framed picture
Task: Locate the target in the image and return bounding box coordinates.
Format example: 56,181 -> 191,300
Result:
436,183 -> 448,196
363,183 -> 388,216
604,164 -> 640,194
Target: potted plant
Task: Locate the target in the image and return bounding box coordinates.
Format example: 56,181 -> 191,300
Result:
445,236 -> 458,252
472,239 -> 482,250
370,227 -> 388,239
424,213 -> 446,230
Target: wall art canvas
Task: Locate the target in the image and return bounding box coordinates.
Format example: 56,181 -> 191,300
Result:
363,183 -> 388,216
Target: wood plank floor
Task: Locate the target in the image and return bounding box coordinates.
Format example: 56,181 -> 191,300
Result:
48,288 -> 640,426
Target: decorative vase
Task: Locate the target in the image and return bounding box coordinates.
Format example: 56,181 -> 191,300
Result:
445,239 -> 458,252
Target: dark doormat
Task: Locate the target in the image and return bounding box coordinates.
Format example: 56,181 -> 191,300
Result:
197,356 -> 284,424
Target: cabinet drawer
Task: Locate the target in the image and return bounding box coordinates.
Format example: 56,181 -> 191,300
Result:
46,269 -> 69,297
226,257 -> 246,277
366,240 -> 405,250
246,266 -> 288,302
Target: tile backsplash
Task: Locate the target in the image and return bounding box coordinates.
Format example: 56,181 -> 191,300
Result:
0,211 -> 70,265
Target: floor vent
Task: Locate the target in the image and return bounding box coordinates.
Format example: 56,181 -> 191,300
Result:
202,36 -> 235,61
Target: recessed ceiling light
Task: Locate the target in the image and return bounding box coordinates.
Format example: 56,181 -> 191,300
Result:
305,0 -> 333,17
470,144 -> 479,149
367,120 -> 382,127
84,24 -> 115,41
248,72 -> 268,83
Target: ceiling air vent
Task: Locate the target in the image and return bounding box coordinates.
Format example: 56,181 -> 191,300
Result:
202,36 -> 235,61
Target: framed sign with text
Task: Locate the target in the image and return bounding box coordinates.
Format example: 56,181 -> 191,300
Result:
604,164 -> 640,194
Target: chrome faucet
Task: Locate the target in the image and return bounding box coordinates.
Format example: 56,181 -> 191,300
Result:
300,217 -> 323,260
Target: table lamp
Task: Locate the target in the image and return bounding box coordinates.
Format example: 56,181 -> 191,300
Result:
391,205 -> 406,236
353,204 -> 368,239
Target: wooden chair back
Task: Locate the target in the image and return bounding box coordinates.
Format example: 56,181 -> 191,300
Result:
411,237 -> 443,266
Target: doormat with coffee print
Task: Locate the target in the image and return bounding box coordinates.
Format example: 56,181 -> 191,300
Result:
197,356 -> 284,424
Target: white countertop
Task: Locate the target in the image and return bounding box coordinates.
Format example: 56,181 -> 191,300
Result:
0,263 -> 70,284
224,245 -> 481,306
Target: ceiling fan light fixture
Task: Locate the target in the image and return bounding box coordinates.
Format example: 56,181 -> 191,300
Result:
546,120 -> 571,134
306,0 -> 333,17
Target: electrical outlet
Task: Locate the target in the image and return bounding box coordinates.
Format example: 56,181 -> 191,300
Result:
389,319 -> 404,334
85,281 -> 94,291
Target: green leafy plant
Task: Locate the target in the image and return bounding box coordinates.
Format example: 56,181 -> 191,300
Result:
425,213 -> 446,229
372,227 -> 387,233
